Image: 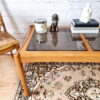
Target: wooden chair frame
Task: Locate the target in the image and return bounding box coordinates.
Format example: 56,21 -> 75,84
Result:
0,12 -> 20,56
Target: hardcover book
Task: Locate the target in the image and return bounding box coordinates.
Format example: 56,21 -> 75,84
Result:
71,25 -> 99,30
72,19 -> 99,27
70,27 -> 99,33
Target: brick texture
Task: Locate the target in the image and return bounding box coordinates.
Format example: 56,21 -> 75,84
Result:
0,0 -> 100,38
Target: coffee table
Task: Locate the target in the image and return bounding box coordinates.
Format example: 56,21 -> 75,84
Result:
14,25 -> 100,96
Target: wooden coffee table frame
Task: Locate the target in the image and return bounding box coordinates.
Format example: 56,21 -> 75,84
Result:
14,25 -> 100,96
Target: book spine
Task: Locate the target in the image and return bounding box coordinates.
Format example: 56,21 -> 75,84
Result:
71,25 -> 99,30
70,27 -> 99,33
72,20 -> 99,27
74,24 -> 99,27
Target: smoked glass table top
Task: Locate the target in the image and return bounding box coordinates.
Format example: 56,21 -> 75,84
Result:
89,33 -> 100,51
27,28 -> 100,51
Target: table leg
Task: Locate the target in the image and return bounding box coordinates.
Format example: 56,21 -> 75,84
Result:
14,54 -> 30,96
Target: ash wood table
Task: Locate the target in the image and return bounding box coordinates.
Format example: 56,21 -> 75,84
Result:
14,25 -> 100,96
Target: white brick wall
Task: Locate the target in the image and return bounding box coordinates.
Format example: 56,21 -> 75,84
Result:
0,0 -> 100,39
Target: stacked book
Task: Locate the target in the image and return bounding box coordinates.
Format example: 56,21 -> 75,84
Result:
70,19 -> 99,39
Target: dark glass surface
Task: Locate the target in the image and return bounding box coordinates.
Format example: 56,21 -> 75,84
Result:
27,28 -> 87,51
89,33 -> 100,51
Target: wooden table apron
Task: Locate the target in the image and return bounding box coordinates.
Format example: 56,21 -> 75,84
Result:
14,25 -> 100,96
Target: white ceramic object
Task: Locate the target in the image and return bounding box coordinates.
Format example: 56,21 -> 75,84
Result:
80,3 -> 92,23
34,18 -> 47,34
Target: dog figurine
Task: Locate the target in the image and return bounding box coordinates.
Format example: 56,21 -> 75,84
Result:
50,14 -> 59,32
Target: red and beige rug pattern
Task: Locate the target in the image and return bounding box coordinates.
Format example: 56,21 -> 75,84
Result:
15,63 -> 100,100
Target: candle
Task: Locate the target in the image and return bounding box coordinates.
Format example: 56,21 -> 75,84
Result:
34,18 -> 47,34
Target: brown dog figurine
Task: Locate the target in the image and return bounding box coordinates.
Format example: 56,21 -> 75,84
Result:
50,14 -> 59,32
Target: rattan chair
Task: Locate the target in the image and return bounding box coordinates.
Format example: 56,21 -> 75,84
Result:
0,13 -> 19,56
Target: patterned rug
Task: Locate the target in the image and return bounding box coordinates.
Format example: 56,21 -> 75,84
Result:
14,63 -> 100,100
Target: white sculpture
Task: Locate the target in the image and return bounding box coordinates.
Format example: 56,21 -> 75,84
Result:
80,3 -> 92,23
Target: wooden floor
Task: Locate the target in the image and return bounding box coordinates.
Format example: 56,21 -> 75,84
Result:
0,55 -> 19,100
